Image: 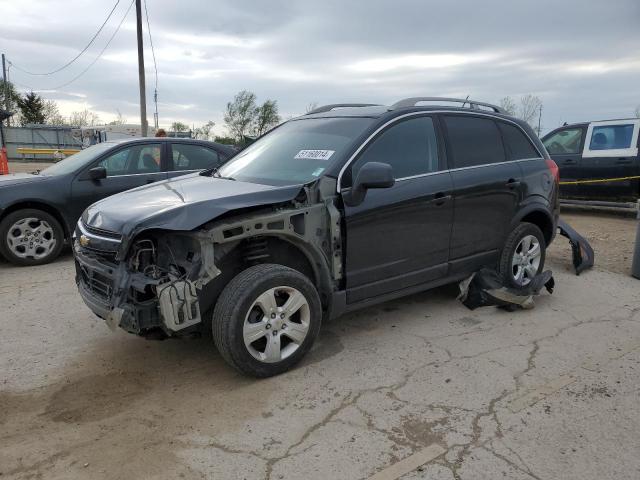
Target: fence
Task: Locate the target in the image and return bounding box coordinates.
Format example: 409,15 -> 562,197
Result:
0,125 -> 82,162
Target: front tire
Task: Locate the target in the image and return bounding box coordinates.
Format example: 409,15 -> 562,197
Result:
0,209 -> 64,266
498,222 -> 546,289
212,264 -> 322,377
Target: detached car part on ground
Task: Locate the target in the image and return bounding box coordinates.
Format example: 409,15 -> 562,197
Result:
74,98 -> 561,377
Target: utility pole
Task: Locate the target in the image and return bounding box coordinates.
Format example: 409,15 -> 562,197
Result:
135,0 -> 148,136
537,104 -> 542,136
2,54 -> 8,127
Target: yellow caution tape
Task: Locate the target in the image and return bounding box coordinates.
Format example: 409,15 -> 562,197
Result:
559,175 -> 640,186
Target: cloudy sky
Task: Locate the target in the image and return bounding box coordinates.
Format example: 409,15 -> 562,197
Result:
1,0 -> 639,136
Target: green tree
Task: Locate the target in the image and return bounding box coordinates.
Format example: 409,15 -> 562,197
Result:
16,91 -> 46,126
254,100 -> 281,136
171,121 -> 189,133
224,90 -> 258,142
0,79 -> 20,118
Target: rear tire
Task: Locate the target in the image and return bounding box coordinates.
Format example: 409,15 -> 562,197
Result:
212,264 -> 322,377
498,222 -> 546,289
0,209 -> 64,266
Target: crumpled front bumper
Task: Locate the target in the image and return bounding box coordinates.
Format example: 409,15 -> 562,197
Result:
73,236 -> 163,335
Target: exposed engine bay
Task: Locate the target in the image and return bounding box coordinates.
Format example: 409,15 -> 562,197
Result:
74,181 -> 342,339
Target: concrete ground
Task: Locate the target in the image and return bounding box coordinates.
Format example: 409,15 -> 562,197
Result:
6,161 -> 55,174
0,213 -> 639,480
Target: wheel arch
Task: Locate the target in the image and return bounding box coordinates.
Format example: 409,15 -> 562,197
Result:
199,233 -> 334,320
0,201 -> 70,238
514,206 -> 554,246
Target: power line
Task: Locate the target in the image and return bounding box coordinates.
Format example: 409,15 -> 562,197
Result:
45,0 -> 135,91
9,0 -> 121,76
143,0 -> 158,92
143,0 -> 159,129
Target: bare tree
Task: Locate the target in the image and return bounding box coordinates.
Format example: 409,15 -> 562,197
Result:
254,100 -> 281,136
499,95 -> 543,133
43,100 -> 66,125
519,94 -> 542,126
194,120 -> 215,140
69,109 -> 100,127
499,97 -> 517,116
108,109 -> 127,125
171,121 -> 189,133
224,90 -> 258,142
635,105 -> 640,118
305,102 -> 319,113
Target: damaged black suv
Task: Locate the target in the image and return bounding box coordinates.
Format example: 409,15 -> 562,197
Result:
74,97 -> 559,377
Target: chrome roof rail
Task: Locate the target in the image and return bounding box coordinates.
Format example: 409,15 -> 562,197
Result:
305,103 -> 381,115
390,97 -> 505,114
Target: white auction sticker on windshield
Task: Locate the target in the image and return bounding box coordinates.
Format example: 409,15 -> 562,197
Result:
295,149 -> 335,160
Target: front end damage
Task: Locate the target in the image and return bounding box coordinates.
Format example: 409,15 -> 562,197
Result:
74,185 -> 341,338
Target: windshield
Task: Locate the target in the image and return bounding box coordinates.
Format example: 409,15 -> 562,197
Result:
218,117 -> 373,185
40,142 -> 116,176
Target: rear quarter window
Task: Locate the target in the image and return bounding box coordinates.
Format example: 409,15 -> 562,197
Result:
498,122 -> 540,160
443,115 -> 506,168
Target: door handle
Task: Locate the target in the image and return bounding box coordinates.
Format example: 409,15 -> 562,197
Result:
432,192 -> 451,206
616,158 -> 632,164
563,159 -> 576,165
506,179 -> 521,189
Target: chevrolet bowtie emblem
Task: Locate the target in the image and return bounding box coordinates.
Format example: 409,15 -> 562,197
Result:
79,234 -> 91,247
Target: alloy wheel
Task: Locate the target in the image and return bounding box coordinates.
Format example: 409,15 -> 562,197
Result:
243,286 -> 311,363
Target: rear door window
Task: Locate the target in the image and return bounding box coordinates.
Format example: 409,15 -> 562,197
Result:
543,128 -> 583,155
582,121 -> 639,158
443,115 -> 506,168
589,125 -> 633,150
171,143 -> 222,171
498,122 -> 540,160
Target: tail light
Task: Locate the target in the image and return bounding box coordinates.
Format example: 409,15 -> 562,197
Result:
545,158 -> 559,183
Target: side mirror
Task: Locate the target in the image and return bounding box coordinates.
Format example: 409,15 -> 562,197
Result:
343,162 -> 394,206
88,166 -> 107,180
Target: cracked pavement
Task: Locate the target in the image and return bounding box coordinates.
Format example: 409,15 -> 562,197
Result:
1,221 -> 639,479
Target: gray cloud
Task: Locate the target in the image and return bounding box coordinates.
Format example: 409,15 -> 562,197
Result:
2,0 -> 639,134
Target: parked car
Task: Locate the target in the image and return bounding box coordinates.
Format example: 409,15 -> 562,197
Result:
74,97 -> 559,377
542,118 -> 640,201
0,137 -> 234,265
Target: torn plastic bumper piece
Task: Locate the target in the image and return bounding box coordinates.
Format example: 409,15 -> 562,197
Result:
458,268 -> 554,311
557,219 -> 594,275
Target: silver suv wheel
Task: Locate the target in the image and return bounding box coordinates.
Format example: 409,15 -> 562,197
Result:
243,286 -> 311,363
511,234 -> 541,286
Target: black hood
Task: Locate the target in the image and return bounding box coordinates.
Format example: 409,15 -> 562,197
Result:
84,173 -> 304,245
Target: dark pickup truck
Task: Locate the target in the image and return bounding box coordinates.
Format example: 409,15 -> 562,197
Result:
542,118 -> 640,201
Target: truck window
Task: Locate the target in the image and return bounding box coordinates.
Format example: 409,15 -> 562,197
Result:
588,124 -> 634,150
543,128 -> 583,155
